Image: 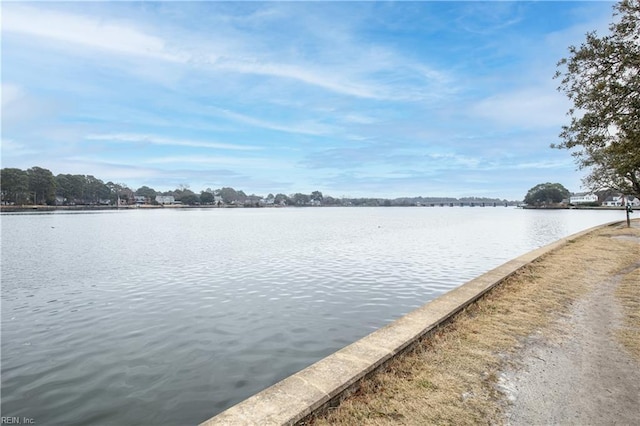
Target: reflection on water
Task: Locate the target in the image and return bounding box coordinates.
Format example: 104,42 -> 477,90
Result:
0,207 -> 624,425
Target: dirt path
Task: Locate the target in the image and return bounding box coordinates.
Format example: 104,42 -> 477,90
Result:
501,257 -> 640,425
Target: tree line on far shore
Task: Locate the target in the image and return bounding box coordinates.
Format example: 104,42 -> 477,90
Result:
0,166 -> 513,207
523,182 -> 637,207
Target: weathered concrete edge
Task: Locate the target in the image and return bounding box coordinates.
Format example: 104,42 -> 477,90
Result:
200,222 -> 619,426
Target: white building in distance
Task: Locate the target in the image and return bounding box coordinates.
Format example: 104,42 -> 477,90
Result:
570,193 -> 598,204
602,195 -> 640,207
155,195 -> 175,205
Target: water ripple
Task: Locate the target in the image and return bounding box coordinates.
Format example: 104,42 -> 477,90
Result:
1,207 -> 624,425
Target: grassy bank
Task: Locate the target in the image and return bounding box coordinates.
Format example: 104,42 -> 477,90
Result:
306,221 -> 640,425
616,257 -> 640,359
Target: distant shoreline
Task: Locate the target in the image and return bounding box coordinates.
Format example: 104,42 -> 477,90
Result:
521,205 -> 630,210
0,204 -> 241,212
0,204 -> 630,213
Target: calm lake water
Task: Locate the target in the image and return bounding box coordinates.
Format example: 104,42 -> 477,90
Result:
1,207 -> 626,425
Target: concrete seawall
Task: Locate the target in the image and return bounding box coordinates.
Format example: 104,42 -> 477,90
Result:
200,223 -> 617,426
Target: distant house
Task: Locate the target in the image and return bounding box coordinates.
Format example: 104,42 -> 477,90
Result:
155,195 -> 175,205
602,195 -> 640,207
603,196 -> 622,207
134,195 -> 148,205
570,193 -> 598,205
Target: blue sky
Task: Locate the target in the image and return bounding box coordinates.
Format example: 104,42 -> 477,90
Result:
1,1 -> 615,200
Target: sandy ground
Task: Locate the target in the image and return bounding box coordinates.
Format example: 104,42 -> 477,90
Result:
499,229 -> 640,425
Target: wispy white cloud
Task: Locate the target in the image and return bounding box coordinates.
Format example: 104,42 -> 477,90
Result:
505,159 -> 574,170
1,83 -> 60,130
85,134 -> 261,151
230,60 -> 383,99
56,157 -> 163,180
3,5 -> 185,63
456,7 -> 524,36
208,108 -> 334,136
2,83 -> 24,107
470,87 -> 571,129
2,4 -> 452,102
141,155 -> 287,170
341,114 -> 376,125
425,152 -> 483,169
0,138 -> 40,157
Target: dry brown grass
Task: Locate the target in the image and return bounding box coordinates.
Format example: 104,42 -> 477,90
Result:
307,222 -> 640,426
615,257 -> 640,360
